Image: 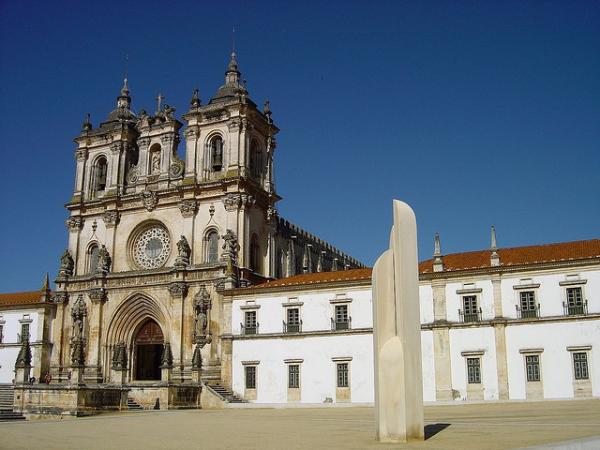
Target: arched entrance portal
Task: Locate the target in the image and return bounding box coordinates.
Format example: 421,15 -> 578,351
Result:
134,319 -> 164,381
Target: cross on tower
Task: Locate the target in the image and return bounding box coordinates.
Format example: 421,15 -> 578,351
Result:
156,93 -> 164,113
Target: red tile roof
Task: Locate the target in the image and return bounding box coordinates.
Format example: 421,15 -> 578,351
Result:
419,239 -> 600,273
253,268 -> 372,289
0,291 -> 49,307
251,239 -> 600,290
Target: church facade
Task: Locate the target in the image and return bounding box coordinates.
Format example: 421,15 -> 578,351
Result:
7,52 -> 362,414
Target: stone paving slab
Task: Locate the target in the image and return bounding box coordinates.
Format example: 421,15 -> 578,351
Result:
0,400 -> 599,449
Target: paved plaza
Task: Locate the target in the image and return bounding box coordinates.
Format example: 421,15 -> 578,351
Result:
1,400 -> 599,449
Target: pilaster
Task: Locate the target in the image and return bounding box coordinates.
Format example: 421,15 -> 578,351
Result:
433,327 -> 453,401
432,279 -> 447,322
168,281 -> 188,380
493,321 -> 509,400
86,288 -> 107,382
74,148 -> 88,199
492,273 -> 503,318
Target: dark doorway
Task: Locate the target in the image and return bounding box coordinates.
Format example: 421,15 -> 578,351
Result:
134,320 -> 164,381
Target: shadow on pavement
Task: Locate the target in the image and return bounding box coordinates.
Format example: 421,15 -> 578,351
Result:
425,423 -> 451,440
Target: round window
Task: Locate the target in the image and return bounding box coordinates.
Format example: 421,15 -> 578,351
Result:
133,226 -> 171,269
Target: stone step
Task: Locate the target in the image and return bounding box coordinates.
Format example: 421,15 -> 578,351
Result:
0,412 -> 25,422
207,384 -> 246,403
126,397 -> 143,410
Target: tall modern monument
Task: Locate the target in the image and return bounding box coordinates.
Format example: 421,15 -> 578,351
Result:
372,200 -> 424,442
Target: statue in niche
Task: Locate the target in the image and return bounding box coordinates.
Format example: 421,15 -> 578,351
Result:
59,250 -> 74,277
151,151 -> 161,174
95,245 -> 111,275
193,286 -> 211,342
70,295 -> 87,366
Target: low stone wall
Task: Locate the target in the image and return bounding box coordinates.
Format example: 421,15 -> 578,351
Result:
14,384 -> 127,417
128,384 -> 201,410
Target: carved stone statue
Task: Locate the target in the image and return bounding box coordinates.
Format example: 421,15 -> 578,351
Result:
151,152 -> 161,174
174,235 -> 191,269
95,245 -> 111,275
193,286 -> 211,343
59,250 -> 74,277
70,295 -> 88,366
221,230 -> 239,266
112,342 -> 127,370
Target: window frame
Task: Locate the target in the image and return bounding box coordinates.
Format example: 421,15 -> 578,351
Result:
336,362 -> 349,388
525,354 -> 541,382
245,365 -> 257,389
204,230 -> 220,264
288,364 -> 300,389
466,357 -> 481,384
572,352 -> 589,380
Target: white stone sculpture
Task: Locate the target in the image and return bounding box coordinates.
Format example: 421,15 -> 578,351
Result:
372,200 -> 424,442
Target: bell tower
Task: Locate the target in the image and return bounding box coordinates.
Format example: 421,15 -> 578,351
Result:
182,51 -> 280,282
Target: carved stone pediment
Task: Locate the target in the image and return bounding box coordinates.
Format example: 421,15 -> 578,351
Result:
140,190 -> 158,212
179,199 -> 198,217
103,210 -> 120,228
168,282 -> 188,298
66,216 -> 84,230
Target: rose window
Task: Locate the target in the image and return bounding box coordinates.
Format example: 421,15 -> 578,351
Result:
133,226 -> 171,269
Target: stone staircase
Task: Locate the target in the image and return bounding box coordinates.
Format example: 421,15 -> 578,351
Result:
0,384 -> 25,422
206,383 -> 246,404
126,396 -> 144,411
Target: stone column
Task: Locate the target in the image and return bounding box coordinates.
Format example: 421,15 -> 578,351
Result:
50,292 -> 69,381
184,125 -> 199,181
106,142 -> 122,195
73,148 -> 88,201
372,200 -> 424,442
87,288 -> 107,382
168,282 -> 188,380
65,217 -> 84,275
227,119 -> 240,172
493,321 -> 510,400
136,137 -> 150,189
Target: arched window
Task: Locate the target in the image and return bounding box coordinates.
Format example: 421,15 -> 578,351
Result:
205,230 -> 219,264
210,136 -> 223,171
93,157 -> 108,193
87,244 -> 99,274
250,140 -> 261,179
250,234 -> 260,273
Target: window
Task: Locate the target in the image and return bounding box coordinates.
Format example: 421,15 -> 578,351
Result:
467,357 -> 481,384
288,364 -> 300,389
573,352 -> 589,380
337,363 -> 349,388
20,323 -> 30,343
285,308 -> 301,333
88,244 -> 99,274
210,136 -> 223,171
566,287 -> 584,315
250,235 -> 260,273
462,296 -> 480,322
205,231 -> 219,263
250,140 -> 262,179
243,311 -> 257,335
245,366 -> 256,389
519,291 -> 538,318
93,157 -> 108,193
333,304 -> 350,330
526,355 -> 540,382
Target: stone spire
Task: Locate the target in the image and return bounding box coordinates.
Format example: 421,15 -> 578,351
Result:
190,88 -> 201,108
490,225 -> 500,267
225,51 -> 241,85
82,113 -> 92,132
433,233 -> 444,273
117,77 -> 131,109
42,272 -> 50,292
316,251 -> 324,273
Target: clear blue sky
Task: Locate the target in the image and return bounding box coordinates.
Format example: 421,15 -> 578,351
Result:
0,1 -> 598,292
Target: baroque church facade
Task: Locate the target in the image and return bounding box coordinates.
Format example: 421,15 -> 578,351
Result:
49,52 -> 361,392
